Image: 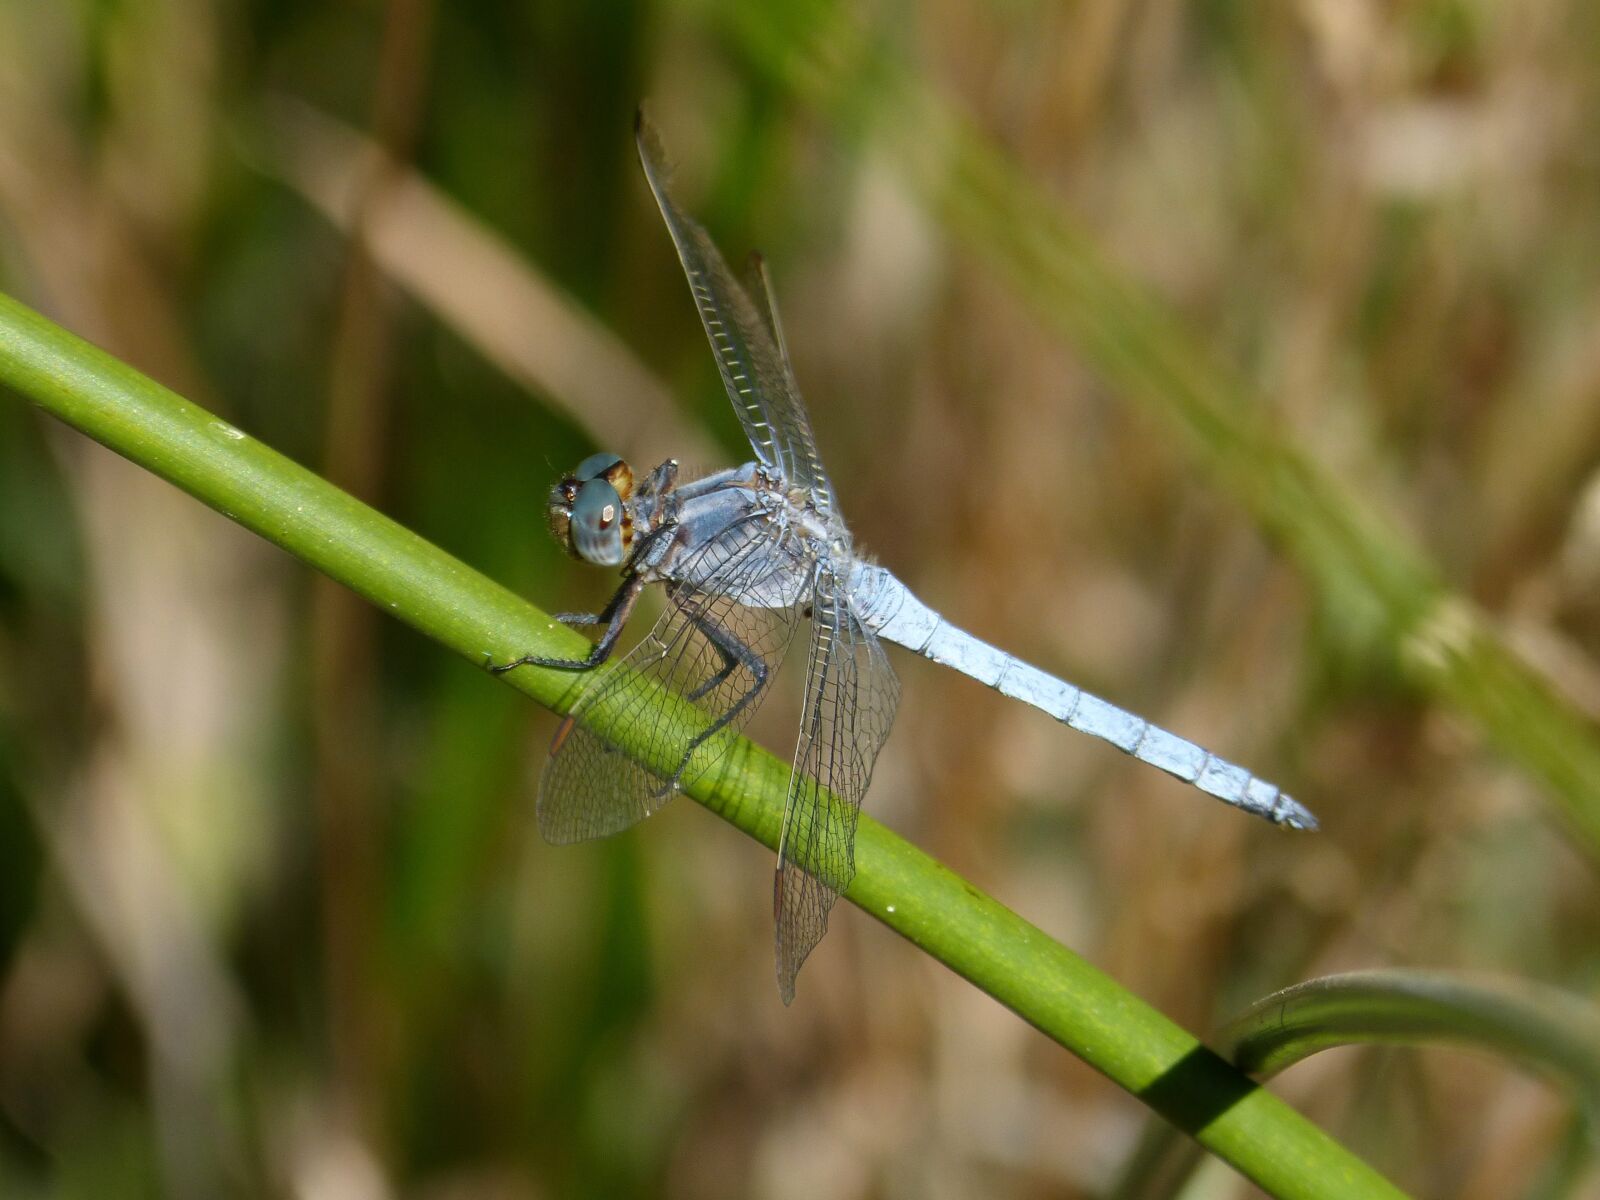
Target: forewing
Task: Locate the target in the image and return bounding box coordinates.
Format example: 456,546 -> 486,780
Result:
537,521 -> 804,843
774,585 -> 900,1003
745,253 -> 837,525
635,112 -> 837,517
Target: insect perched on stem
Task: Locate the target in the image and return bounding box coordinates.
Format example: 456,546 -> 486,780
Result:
492,111 -> 1316,1003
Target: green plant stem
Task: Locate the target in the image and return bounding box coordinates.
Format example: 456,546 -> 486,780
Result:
1221,972 -> 1600,1102
0,290 -> 1407,1198
716,0 -> 1600,860
1116,971 -> 1600,1199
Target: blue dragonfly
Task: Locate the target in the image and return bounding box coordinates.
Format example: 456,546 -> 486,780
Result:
493,113 -> 1316,1003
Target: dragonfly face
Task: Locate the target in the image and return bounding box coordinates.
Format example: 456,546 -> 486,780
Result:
549,451 -> 635,567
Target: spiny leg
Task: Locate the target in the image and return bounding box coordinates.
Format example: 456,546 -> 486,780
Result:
487,525 -> 680,675
685,629 -> 741,703
636,458 -> 679,500
653,610 -> 768,798
487,574 -> 647,673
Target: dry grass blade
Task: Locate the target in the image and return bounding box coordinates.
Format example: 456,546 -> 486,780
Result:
252,97 -> 716,469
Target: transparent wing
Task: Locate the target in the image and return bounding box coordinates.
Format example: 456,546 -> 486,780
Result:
635,110 -> 836,522
774,582 -> 900,1003
745,252 -> 837,526
537,520 -> 804,843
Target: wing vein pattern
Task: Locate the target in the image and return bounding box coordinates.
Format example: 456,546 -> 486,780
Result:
538,520 -> 803,843
775,580 -> 900,1002
636,114 -> 836,525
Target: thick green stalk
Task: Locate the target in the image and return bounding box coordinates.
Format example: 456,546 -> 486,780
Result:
0,290 -> 1406,1198
716,0 -> 1600,859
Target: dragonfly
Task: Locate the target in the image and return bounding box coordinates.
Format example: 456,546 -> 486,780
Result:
493,112 -> 1317,1004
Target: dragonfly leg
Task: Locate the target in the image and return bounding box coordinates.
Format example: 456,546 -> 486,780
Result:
487,525 -> 682,675
550,610 -> 603,626
654,612 -> 768,796
637,458 -> 679,499
487,575 -> 647,673
685,631 -> 741,702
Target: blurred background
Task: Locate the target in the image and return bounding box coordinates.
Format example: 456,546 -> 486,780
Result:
1,0 -> 1599,1196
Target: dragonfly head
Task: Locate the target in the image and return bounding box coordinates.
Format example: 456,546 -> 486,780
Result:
549,452 -> 635,567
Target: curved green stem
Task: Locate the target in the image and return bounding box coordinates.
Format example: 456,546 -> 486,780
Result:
1221,971 -> 1600,1104
0,289 -> 1406,1199
1115,970 -> 1600,1199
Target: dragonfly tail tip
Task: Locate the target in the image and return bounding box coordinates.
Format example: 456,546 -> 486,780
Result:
1276,795 -> 1319,831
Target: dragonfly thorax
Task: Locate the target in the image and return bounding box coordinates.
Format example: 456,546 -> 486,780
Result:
549,452 -> 635,567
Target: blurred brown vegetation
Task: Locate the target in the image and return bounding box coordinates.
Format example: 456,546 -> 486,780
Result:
0,1 -> 1598,1197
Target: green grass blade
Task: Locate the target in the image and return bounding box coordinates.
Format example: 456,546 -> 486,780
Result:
0,289 -> 1409,1198
1220,971 -> 1600,1112
1116,970 -> 1600,1200
715,0 -> 1600,860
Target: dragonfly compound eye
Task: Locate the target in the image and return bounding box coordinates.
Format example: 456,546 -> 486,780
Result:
569,478 -> 632,566
572,451 -> 634,500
